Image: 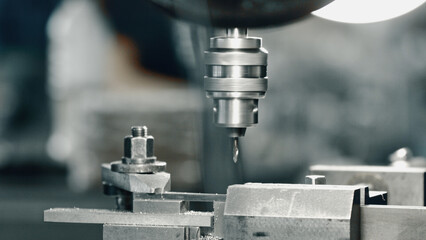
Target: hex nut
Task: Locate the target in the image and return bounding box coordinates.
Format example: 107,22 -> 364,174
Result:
123,135 -> 155,163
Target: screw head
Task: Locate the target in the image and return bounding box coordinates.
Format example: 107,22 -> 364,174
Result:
305,175 -> 326,185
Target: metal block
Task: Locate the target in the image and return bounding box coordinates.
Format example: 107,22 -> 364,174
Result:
310,165 -> 426,206
132,199 -> 188,214
213,201 -> 225,239
102,163 -> 171,193
44,208 -> 213,227
103,224 -> 187,240
223,183 -> 361,240
225,216 -> 353,240
187,227 -> 201,240
134,192 -> 226,202
361,205 -> 426,240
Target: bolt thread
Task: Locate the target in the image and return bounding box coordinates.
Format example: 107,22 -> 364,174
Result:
131,126 -> 148,137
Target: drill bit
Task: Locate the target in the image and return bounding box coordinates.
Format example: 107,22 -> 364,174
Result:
232,137 -> 239,163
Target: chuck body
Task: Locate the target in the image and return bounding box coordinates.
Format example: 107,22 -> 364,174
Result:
204,28 -> 268,138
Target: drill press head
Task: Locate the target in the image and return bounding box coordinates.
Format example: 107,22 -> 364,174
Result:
204,28 -> 268,161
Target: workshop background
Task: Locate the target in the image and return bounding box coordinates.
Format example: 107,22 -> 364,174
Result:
0,0 -> 425,239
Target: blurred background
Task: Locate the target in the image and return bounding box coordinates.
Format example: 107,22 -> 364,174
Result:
0,0 -> 425,239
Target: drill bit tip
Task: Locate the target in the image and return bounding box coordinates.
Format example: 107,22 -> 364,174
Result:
232,137 -> 239,163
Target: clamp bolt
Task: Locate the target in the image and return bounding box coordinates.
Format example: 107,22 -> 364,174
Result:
111,125 -> 166,174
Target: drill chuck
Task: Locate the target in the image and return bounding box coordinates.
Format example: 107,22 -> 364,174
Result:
204,28 -> 268,137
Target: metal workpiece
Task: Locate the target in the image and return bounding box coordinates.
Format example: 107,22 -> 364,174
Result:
223,183 -> 362,239
44,208 -> 214,227
310,165 -> 426,206
213,201 -> 226,239
133,192 -> 226,202
111,126 -> 166,173
102,163 -> 171,193
103,225 -> 198,240
361,205 -> 426,240
133,199 -> 189,214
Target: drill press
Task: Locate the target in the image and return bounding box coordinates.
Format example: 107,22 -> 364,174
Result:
43,2 -> 426,239
204,28 -> 268,162
145,0 -> 333,163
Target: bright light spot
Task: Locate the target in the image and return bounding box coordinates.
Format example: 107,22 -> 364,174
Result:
312,0 -> 426,24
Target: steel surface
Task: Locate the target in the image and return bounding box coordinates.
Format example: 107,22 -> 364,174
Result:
207,66 -> 266,78
102,163 -> 171,193
210,37 -> 261,49
44,208 -> 213,227
111,160 -> 167,174
204,78 -> 268,92
310,165 -> 426,206
134,192 -> 226,202
103,225 -> 188,240
204,50 -> 267,66
132,199 -> 188,214
361,205 -> 426,240
213,201 -> 225,239
223,183 -> 361,239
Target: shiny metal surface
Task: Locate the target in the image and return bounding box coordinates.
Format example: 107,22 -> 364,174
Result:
310,165 -> 426,206
132,200 -> 188,214
213,202 -> 226,239
103,225 -> 191,240
204,49 -> 267,65
206,66 -> 266,78
204,29 -> 268,140
226,128 -> 247,138
210,37 -> 261,49
112,126 -> 166,173
146,0 -> 333,28
232,138 -> 239,163
204,78 -> 267,92
361,205 -> 426,240
133,192 -> 226,202
44,208 -> 214,227
206,91 -> 265,99
226,28 -> 247,38
124,126 -> 156,164
213,99 -> 258,128
102,163 -> 171,193
111,160 -> 167,173
223,183 -> 362,239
